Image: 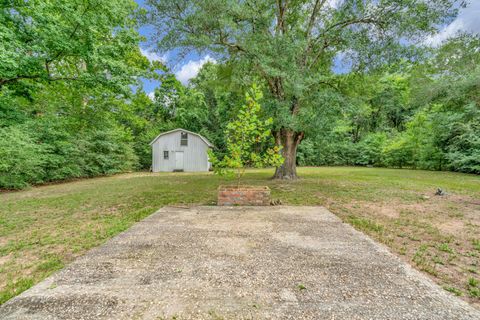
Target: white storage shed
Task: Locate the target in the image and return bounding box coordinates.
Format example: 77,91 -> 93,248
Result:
150,128 -> 213,172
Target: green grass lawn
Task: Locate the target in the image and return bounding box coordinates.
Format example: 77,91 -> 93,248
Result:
1,167 -> 479,306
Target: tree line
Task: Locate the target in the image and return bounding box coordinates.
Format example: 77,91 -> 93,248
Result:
1,0 -> 478,189
297,35 -> 480,174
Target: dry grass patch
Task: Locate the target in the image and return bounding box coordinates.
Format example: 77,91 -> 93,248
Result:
328,192 -> 479,305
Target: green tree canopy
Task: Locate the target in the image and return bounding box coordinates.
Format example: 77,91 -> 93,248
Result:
147,0 -> 457,179
0,0 -> 157,93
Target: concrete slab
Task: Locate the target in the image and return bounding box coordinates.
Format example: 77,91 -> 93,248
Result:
1,206 -> 479,319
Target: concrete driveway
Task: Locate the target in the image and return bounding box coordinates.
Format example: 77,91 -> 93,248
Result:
1,206 -> 479,319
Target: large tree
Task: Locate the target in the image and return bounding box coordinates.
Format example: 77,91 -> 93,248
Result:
0,0 -> 153,92
147,0 -> 457,179
0,0 -> 159,188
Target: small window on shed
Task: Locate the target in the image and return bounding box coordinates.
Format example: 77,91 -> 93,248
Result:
163,151 -> 169,159
180,132 -> 188,146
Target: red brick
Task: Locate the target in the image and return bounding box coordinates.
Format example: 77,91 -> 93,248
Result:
217,185 -> 270,206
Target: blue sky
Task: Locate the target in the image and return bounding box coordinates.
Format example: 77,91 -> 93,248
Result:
135,0 -> 214,93
135,0 -> 480,94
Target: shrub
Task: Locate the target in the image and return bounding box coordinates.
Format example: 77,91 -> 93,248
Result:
79,127 -> 138,176
209,84 -> 283,185
354,132 -> 387,166
25,119 -> 83,182
0,125 -> 45,189
0,120 -> 138,189
382,132 -> 414,168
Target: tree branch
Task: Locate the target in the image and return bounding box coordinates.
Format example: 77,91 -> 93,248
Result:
325,17 -> 382,33
305,0 -> 326,39
295,131 -> 304,145
302,0 -> 328,68
276,0 -> 288,35
0,74 -> 79,88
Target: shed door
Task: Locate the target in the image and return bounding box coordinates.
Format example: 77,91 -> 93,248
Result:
174,151 -> 184,171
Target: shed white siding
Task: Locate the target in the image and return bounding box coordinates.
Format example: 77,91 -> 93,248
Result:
151,129 -> 212,172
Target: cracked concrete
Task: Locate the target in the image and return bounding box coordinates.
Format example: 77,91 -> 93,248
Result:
1,206 -> 479,319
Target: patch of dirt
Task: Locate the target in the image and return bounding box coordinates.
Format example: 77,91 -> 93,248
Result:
340,199 -> 433,220
326,192 -> 480,308
113,172 -> 152,179
438,220 -> 465,234
0,254 -> 13,274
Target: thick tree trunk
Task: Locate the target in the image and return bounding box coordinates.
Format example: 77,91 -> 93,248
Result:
273,128 -> 304,180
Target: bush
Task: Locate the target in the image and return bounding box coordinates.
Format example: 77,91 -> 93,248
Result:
78,127 -> 138,176
354,132 -> 387,166
25,119 -> 83,182
209,84 -> 283,185
0,120 -> 138,189
442,104 -> 480,174
0,125 -> 45,189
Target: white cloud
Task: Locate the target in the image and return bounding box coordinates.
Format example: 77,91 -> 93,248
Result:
426,2 -> 480,46
147,91 -> 155,101
326,0 -> 343,9
175,55 -> 216,85
140,48 -> 167,63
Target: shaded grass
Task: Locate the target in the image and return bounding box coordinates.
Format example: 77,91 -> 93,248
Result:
0,167 -> 479,306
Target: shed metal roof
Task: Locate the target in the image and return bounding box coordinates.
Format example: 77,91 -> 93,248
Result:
149,128 -> 214,147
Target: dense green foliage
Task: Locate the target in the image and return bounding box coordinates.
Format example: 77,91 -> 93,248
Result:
0,1 -> 478,189
147,0 -> 458,178
182,35 -> 480,175
209,85 -> 283,184
0,0 -> 155,188
296,36 -> 480,174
